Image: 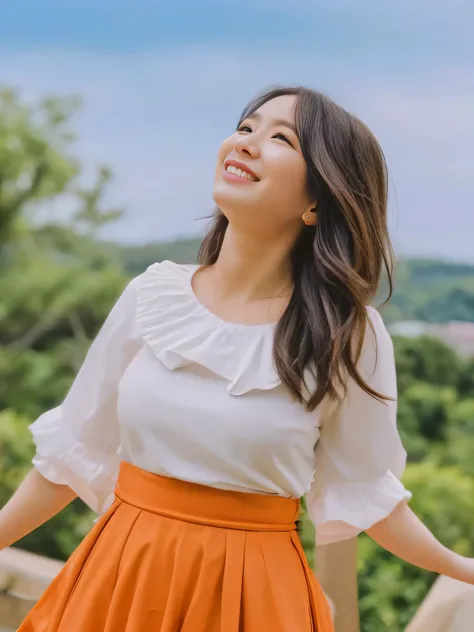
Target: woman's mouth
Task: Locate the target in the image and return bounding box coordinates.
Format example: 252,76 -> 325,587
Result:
223,160 -> 259,183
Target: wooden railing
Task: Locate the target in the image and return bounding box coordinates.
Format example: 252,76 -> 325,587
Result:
405,575 -> 474,632
0,547 -> 63,631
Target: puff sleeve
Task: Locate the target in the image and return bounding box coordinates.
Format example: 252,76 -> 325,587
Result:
307,307 -> 412,545
29,278 -> 141,514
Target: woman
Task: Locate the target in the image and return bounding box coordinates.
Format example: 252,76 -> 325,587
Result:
1,86 -> 474,631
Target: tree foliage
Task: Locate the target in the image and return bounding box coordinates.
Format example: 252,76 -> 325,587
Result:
0,88 -> 128,559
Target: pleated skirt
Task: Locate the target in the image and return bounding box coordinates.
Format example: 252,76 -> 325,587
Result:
18,461 -> 334,631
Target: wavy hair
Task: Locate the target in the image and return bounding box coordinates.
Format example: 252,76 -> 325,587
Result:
198,87 -> 394,412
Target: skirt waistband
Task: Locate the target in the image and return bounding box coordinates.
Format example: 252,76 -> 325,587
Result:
114,461 -> 300,531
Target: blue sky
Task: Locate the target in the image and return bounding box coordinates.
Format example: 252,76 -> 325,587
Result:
1,1 -> 473,260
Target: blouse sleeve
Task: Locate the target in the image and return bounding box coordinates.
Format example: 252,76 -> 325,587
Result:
306,306 -> 412,546
29,277 -> 141,514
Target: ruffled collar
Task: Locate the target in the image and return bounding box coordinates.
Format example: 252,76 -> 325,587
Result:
135,260 -> 281,396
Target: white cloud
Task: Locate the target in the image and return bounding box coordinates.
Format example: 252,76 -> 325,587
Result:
0,47 -> 472,260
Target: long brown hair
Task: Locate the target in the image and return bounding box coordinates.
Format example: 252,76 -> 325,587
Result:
198,86 -> 394,412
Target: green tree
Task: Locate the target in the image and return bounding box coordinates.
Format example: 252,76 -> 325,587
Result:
393,335 -> 461,391
442,398 -> 474,477
0,89 -> 128,418
456,357 -> 474,398
0,88 -> 78,250
399,382 -> 455,444
0,88 -> 129,559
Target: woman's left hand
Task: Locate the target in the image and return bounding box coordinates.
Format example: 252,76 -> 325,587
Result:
367,502 -> 474,584
450,557 -> 474,585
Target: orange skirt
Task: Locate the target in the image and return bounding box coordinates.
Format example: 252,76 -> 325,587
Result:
18,462 -> 334,631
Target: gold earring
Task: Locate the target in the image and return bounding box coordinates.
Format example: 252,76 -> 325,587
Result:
302,209 -> 317,226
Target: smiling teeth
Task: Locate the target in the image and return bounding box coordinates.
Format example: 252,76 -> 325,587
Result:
226,165 -> 257,181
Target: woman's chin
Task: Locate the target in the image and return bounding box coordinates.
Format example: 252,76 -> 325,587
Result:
212,183 -> 260,213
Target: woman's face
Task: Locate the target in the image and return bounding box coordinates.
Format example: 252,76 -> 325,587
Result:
213,95 -> 315,232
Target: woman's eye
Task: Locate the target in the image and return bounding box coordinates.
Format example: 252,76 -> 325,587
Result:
273,132 -> 292,145
238,125 -> 252,133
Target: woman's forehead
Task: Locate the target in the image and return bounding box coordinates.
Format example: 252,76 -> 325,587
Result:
247,94 -> 297,123
255,94 -> 296,115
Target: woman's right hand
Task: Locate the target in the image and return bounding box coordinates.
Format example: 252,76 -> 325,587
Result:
0,467 -> 76,550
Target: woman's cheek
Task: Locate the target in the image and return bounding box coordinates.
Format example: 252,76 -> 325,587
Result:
217,137 -> 234,161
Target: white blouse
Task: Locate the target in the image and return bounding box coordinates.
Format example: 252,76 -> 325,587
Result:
29,260 -> 411,545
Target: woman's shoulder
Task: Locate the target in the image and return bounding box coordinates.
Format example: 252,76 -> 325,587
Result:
131,259 -> 198,331
133,260 -> 197,288
123,260 -> 198,309
358,306 -> 394,379
365,305 -> 392,344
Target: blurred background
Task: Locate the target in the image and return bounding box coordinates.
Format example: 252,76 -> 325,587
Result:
0,2 -> 473,631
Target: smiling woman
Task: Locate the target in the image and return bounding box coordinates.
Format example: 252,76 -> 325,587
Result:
3,85 -> 474,632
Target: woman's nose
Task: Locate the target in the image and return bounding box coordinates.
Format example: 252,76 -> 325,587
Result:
234,135 -> 260,158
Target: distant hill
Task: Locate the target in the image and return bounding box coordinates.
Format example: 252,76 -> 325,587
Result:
115,238 -> 474,324
116,237 -> 202,276
383,259 -> 474,323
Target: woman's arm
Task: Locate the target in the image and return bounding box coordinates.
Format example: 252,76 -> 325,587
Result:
0,468 -> 77,550
366,500 -> 474,584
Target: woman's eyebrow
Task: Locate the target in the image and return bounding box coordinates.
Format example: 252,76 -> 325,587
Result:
246,111 -> 297,134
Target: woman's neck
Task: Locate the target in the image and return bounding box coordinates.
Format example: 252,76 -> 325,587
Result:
209,225 -> 294,302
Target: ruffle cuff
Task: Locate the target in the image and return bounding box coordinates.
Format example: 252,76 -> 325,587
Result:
30,407 -> 119,514
308,470 -> 412,546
